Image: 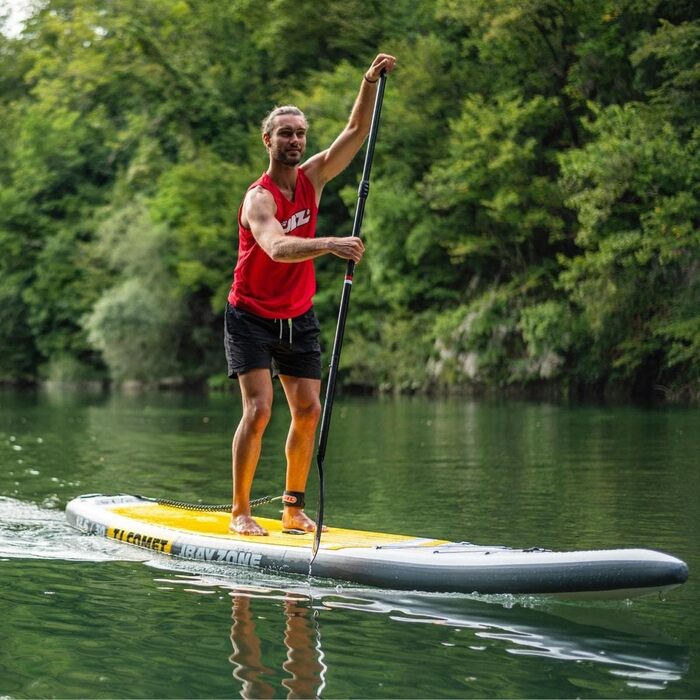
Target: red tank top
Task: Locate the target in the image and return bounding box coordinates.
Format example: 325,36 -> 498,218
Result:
228,170 -> 318,318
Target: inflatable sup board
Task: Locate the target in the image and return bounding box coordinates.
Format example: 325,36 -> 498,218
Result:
66,494 -> 688,599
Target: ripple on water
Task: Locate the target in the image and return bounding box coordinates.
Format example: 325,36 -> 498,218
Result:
138,566 -> 689,695
0,496 -> 147,563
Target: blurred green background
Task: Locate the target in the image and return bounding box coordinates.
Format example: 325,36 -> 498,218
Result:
0,0 -> 698,401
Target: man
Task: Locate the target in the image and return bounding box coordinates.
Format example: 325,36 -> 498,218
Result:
225,53 -> 397,536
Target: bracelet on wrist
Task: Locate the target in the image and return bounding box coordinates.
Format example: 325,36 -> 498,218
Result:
363,74 -> 378,84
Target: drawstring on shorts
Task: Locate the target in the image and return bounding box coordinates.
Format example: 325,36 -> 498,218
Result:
278,318 -> 293,345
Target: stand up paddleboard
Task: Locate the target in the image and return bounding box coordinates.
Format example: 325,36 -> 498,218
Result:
65,494 -> 688,599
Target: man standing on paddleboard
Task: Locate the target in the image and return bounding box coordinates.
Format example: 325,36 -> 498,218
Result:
225,53 -> 397,536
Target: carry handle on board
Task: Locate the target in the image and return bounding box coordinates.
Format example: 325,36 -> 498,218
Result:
311,70 -> 389,565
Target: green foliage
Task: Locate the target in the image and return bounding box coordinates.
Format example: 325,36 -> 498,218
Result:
423,91 -> 564,276
149,151 -> 255,297
42,354 -> 104,384
23,227 -> 100,362
1,0 -> 698,400
559,101 -> 700,392
339,309 -> 436,393
0,272 -> 40,381
430,290 -> 514,388
84,198 -> 181,382
84,277 -> 182,382
519,300 -> 572,358
631,17 -> 700,127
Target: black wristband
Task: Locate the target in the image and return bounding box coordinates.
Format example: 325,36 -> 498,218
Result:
364,74 -> 378,84
282,490 -> 305,508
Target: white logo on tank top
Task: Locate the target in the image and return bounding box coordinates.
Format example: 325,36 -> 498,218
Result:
281,209 -> 311,234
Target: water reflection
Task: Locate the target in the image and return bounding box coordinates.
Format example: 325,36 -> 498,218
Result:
229,591 -> 326,699
156,571 -> 688,696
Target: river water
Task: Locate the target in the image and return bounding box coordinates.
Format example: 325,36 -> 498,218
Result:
0,388 -> 698,698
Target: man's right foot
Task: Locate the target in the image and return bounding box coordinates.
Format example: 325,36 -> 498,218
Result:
229,514 -> 268,536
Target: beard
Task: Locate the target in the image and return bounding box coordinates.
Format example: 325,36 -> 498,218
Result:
271,145 -> 304,166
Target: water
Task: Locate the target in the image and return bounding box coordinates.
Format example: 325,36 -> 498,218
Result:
1,388 -> 698,698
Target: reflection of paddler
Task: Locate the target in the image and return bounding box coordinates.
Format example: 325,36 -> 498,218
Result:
282,597 -> 326,699
229,594 -> 275,699
229,592 -> 325,699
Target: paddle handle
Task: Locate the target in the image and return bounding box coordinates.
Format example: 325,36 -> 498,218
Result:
316,70 -> 387,465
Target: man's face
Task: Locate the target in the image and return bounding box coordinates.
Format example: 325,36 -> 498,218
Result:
265,115 -> 307,166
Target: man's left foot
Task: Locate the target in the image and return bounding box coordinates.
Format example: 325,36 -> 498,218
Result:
282,508 -> 328,533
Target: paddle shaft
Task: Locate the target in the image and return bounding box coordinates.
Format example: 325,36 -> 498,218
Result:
312,71 -> 388,562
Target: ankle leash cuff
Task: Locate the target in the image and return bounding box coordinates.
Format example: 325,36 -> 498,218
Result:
282,490 -> 305,508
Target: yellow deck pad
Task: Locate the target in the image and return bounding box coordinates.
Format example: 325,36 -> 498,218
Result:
109,503 -> 447,550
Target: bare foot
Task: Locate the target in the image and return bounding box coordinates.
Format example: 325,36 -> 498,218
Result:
229,514 -> 268,536
282,508 -> 328,533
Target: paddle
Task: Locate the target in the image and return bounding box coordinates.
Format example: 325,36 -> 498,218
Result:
311,70 -> 388,565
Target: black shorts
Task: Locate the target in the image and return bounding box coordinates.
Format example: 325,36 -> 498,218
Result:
224,303 -> 322,379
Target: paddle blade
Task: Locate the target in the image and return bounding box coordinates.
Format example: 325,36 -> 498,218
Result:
310,458 -> 325,565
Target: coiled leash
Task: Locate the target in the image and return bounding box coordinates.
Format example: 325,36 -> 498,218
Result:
145,494 -> 282,512
147,491 -> 309,535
